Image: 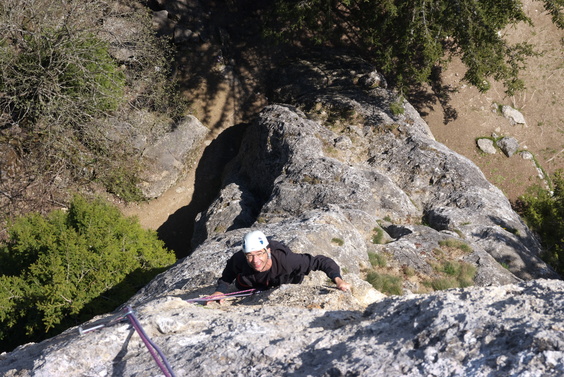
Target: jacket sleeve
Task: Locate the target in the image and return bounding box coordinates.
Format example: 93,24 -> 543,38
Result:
277,242 -> 342,282
216,254 -> 239,293
306,254 -> 342,281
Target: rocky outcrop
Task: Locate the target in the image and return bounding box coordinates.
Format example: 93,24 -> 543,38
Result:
139,115 -> 208,198
192,55 -> 557,285
1,55 -> 562,376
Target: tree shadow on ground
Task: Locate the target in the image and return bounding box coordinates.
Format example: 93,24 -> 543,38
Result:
407,66 -> 459,124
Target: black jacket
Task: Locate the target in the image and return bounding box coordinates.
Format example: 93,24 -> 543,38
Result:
216,240 -> 342,293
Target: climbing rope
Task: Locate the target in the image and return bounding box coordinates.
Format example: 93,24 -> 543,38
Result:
79,307 -> 177,377
185,288 -> 257,303
123,307 -> 177,377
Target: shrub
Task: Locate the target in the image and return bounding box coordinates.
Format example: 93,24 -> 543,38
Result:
366,271 -> 403,296
438,238 -> 473,254
0,0 -> 185,204
331,237 -> 344,246
368,251 -> 387,268
0,195 -> 175,352
371,227 -> 385,244
0,25 -> 125,129
427,260 -> 477,290
389,97 -> 405,116
428,277 -> 459,291
518,171 -> 564,276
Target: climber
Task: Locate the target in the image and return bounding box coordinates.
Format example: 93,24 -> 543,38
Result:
207,230 -> 351,304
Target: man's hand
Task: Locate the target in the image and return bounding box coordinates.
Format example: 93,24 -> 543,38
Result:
334,277 -> 351,292
205,291 -> 226,305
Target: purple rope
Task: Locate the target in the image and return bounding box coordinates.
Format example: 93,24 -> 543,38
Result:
124,307 -> 177,377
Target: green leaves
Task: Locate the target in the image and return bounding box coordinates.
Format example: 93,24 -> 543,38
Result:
0,195 -> 175,351
268,0 -> 561,94
519,171 -> 564,277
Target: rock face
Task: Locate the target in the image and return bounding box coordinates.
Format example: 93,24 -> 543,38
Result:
1,56 -> 562,376
192,56 -> 557,285
1,280 -> 563,376
139,115 -> 208,198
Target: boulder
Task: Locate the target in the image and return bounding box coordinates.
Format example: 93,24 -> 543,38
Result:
477,138 -> 497,154
139,115 -> 208,199
1,280 -> 563,377
501,105 -> 527,126
497,136 -> 520,157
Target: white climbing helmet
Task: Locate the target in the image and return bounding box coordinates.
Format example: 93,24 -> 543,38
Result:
243,230 -> 269,253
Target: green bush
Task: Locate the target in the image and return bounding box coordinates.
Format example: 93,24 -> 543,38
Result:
0,195 -> 175,352
331,237 -> 344,246
0,0 -> 185,203
366,271 -> 403,296
438,238 -> 473,254
371,227 -> 385,244
518,172 -> 564,276
0,27 -> 125,128
427,260 -> 477,290
428,277 -> 459,291
368,251 -> 387,268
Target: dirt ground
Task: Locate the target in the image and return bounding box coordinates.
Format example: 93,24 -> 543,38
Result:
122,1 -> 563,251
422,1 -> 563,203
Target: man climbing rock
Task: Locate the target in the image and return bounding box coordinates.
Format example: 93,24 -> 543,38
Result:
208,230 -> 351,303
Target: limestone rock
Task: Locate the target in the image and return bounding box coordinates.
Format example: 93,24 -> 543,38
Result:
502,105 -> 527,126
1,280 -> 563,377
496,136 -> 520,157
139,116 -> 208,198
477,138 -> 497,154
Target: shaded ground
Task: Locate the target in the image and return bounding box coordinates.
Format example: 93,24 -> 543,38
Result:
122,0 -> 563,258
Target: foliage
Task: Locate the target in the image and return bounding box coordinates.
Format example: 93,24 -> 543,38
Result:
426,260 -> 477,290
331,237 -> 344,246
518,171 -> 564,276
371,227 -> 385,244
366,271 -> 403,295
438,238 -> 473,254
0,195 -> 175,352
389,97 -> 405,116
0,0 -> 185,206
0,0 -> 126,129
266,0 -> 563,94
368,251 -> 387,268
0,30 -> 125,127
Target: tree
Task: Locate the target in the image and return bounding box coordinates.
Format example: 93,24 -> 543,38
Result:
266,0 -> 563,95
0,195 -> 176,352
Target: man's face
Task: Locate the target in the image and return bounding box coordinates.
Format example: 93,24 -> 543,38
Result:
245,248 -> 270,271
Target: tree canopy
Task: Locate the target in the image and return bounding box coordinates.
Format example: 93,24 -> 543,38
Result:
267,0 -> 563,94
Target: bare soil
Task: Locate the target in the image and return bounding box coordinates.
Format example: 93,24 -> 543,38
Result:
421,1 -> 563,202
121,1 -> 563,257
